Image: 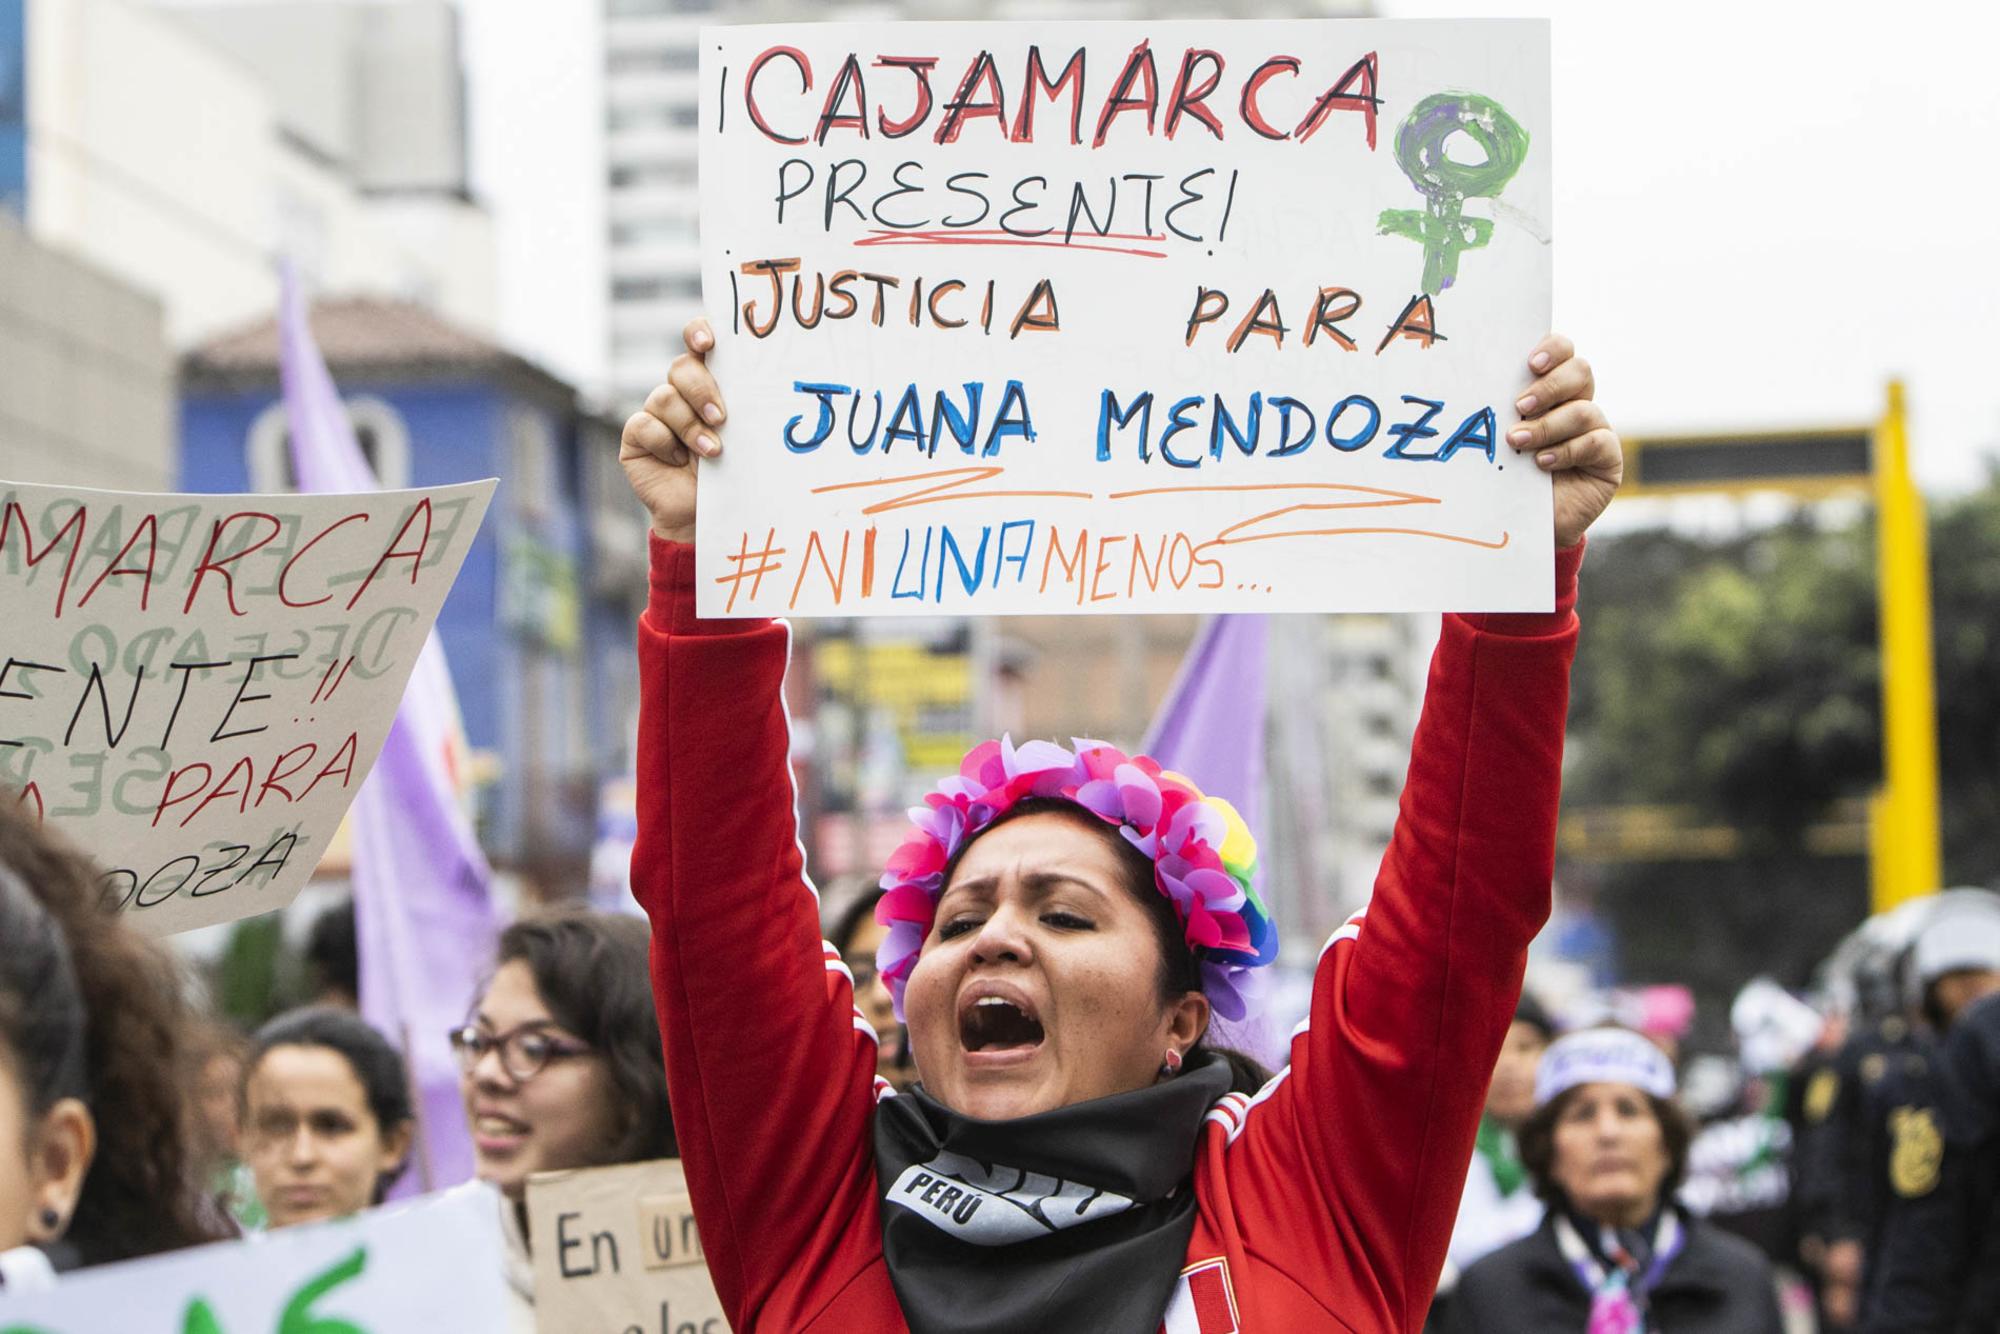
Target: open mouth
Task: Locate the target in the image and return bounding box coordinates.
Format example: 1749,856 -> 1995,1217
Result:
472,1110 -> 530,1151
959,995 -> 1046,1053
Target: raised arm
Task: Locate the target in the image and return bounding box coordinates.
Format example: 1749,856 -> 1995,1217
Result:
627,324 -> 884,1329
1210,338 -> 1617,1330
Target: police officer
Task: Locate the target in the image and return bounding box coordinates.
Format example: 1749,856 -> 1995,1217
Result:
1861,891 -> 2000,1332
1803,916 -> 1934,1328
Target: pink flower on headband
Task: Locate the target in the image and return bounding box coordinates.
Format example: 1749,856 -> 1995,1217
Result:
874,736 -> 1278,1023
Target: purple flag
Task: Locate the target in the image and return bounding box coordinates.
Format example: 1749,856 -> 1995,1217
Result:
278,261 -> 496,1195
1143,615 -> 1269,829
1143,614 -> 1284,1067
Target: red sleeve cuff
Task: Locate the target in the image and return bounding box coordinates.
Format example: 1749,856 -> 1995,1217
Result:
1456,538 -> 1585,637
645,534 -> 775,637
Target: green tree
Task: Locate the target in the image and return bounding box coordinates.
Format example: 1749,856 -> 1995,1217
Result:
1564,470 -> 2000,999
1931,472 -> 2000,883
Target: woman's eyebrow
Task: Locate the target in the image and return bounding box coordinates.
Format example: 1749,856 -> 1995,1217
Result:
943,872 -> 1112,901
1020,871 -> 1112,900
473,1013 -> 558,1031
937,876 -> 999,904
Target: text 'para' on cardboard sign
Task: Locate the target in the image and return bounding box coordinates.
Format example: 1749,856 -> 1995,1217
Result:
0,478 -> 496,935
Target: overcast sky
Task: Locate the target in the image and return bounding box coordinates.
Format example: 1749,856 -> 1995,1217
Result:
456,0 -> 1999,492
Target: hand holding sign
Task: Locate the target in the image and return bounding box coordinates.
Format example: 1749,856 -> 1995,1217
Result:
1507,334 -> 1623,549
620,320 -> 727,546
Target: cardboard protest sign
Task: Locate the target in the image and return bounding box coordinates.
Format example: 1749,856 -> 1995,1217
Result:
0,478 -> 495,935
0,1183 -> 506,1332
527,1158 -> 726,1334
696,20 -> 1552,617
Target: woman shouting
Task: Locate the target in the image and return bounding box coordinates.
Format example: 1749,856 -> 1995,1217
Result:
622,318 -> 1622,1332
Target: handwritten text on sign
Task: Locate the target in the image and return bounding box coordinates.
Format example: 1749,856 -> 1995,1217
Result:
0,1183 -> 506,1333
528,1159 -> 726,1334
0,479 -> 495,936
696,20 -> 1552,616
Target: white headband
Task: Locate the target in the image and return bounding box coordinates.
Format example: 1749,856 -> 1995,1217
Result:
1535,1027 -> 1676,1106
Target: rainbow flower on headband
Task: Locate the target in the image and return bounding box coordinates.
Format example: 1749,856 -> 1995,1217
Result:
875,736 -> 1279,1022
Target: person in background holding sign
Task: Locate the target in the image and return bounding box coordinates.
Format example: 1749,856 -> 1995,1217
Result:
1446,1028 -> 1783,1333
619,318 -> 1625,1332
453,911 -> 680,1334
239,1007 -> 414,1230
0,804 -> 220,1290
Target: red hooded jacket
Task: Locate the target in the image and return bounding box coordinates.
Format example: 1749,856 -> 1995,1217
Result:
634,537 -> 1582,1333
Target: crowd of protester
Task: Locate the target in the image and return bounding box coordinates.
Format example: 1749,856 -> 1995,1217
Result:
1424,889 -> 2000,1333
3,318 -> 1998,1334
0,797 -> 679,1325
13,760 -> 1996,1333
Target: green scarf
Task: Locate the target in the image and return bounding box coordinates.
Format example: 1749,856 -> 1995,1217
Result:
1475,1114 -> 1527,1198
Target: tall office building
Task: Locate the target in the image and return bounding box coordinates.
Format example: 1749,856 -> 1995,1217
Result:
0,213 -> 174,489
6,0 -> 494,348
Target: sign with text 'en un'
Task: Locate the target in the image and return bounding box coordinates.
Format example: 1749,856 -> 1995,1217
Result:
0,478 -> 495,935
0,1183 -> 506,1333
528,1157 -> 727,1334
697,19 -> 1552,616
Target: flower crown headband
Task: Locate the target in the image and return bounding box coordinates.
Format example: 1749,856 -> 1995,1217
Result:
874,736 -> 1279,1022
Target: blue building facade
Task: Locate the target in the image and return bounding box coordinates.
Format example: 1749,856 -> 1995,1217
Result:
180,299 -> 647,882
0,0 -> 25,221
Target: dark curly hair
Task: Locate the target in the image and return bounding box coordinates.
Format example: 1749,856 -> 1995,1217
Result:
940,797 -> 1274,1095
490,911 -> 675,1162
0,802 -> 221,1264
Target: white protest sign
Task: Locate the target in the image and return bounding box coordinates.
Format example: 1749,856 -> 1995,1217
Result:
0,478 -> 495,934
0,1183 -> 506,1333
696,20 -> 1552,617
527,1158 -> 726,1334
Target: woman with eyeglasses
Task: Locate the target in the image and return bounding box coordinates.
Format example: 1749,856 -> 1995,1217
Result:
452,910 -> 678,1334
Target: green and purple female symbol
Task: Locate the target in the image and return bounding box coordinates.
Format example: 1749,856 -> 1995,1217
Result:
1378,92 -> 1530,296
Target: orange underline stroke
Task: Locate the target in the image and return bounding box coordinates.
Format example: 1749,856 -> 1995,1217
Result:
812,465 -> 1094,516
1107,481 -> 1441,506
853,228 -> 1168,260
1209,509 -> 1514,550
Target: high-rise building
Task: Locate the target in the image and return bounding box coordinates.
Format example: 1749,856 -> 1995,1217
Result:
8,0 -> 494,349
0,212 -> 174,489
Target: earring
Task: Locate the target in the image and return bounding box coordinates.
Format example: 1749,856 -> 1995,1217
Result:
1159,1049 -> 1183,1078
38,1207 -> 60,1232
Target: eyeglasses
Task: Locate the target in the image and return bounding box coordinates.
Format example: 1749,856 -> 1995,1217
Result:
448,1023 -> 592,1082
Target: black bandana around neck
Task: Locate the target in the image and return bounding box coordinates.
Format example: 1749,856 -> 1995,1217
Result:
873,1051 -> 1231,1334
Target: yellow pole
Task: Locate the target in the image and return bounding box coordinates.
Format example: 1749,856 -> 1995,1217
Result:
1871,380 -> 1942,912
